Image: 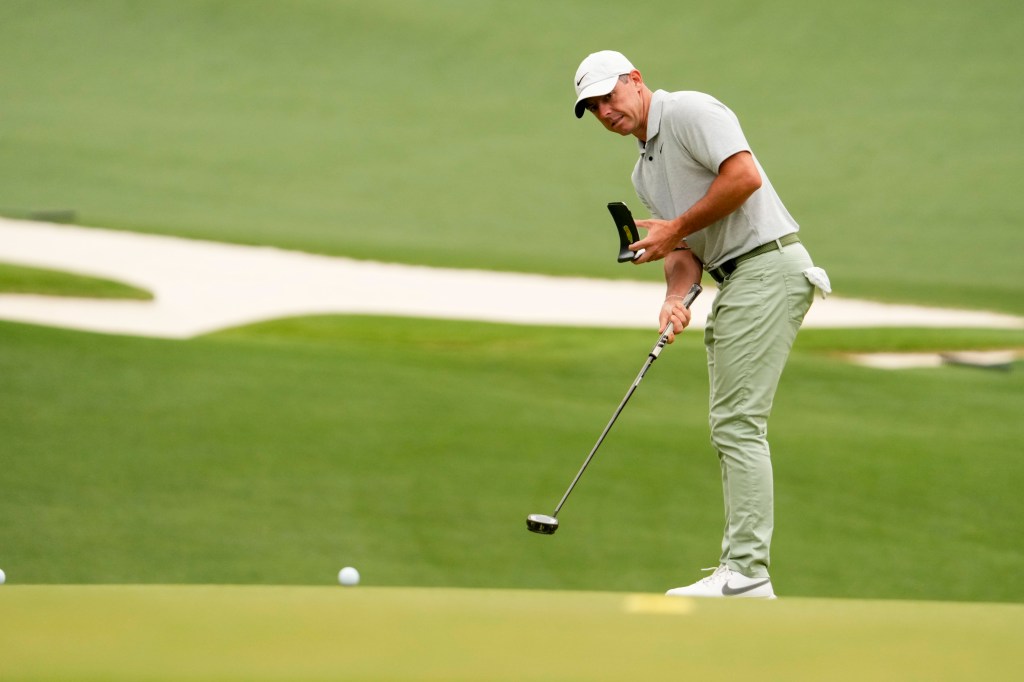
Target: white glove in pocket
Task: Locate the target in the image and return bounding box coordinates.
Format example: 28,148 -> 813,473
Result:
803,267 -> 832,299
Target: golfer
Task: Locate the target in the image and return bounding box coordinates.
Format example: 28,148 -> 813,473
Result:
573,50 -> 829,598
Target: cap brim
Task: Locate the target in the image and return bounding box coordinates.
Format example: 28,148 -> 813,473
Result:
573,75 -> 619,118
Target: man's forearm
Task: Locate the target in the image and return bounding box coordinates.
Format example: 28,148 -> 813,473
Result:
670,151 -> 763,240
632,151 -> 763,264
664,250 -> 702,296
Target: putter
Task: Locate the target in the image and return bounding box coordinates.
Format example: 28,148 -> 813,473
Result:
526,283 -> 702,535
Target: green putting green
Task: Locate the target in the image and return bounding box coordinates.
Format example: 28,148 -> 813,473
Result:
0,585 -> 1020,680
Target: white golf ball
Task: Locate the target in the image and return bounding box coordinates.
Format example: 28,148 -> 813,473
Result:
0,568 -> 6,585
338,566 -> 360,586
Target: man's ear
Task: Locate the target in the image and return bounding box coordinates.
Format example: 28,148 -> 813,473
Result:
628,70 -> 644,88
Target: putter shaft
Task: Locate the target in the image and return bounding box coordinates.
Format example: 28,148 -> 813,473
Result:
550,283 -> 702,518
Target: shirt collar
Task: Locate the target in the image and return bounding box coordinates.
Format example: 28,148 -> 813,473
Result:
637,89 -> 667,152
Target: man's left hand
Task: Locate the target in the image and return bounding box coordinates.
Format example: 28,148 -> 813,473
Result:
659,296 -> 693,343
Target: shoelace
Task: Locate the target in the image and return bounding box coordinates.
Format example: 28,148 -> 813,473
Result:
699,565 -> 731,585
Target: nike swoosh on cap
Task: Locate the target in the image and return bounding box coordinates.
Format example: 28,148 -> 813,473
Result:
721,579 -> 771,596
576,73 -> 587,86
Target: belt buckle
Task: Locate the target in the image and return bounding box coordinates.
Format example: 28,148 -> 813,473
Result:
708,264 -> 728,284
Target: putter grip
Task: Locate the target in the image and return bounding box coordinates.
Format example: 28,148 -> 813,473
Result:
678,283 -> 702,309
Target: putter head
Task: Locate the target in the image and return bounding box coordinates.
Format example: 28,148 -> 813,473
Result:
608,202 -> 642,263
526,513 -> 559,535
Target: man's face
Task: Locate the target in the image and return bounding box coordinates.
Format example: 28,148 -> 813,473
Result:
583,74 -> 644,137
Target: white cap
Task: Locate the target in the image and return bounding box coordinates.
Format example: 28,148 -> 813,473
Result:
573,50 -> 636,118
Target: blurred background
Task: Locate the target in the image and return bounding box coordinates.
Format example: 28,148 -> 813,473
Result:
1,0 -> 1021,602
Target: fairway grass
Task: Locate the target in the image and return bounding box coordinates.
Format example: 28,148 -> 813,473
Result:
1,1 -> 1022,313
0,262 -> 152,300
2,317 -> 1022,602
0,585 -> 1020,681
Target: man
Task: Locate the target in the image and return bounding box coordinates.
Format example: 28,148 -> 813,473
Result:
573,50 -> 829,598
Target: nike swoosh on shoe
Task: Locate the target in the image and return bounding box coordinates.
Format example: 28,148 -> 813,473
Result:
721,579 -> 772,596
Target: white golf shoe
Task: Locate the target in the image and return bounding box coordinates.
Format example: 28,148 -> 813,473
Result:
665,565 -> 777,599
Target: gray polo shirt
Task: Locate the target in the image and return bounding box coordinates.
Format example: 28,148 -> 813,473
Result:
631,90 -> 798,269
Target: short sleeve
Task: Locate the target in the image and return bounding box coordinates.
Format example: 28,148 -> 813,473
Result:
662,93 -> 751,174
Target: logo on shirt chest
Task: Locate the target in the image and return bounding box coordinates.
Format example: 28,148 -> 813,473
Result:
645,144 -> 664,162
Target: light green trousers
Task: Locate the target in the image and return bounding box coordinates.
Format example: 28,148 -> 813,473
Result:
704,241 -> 815,578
